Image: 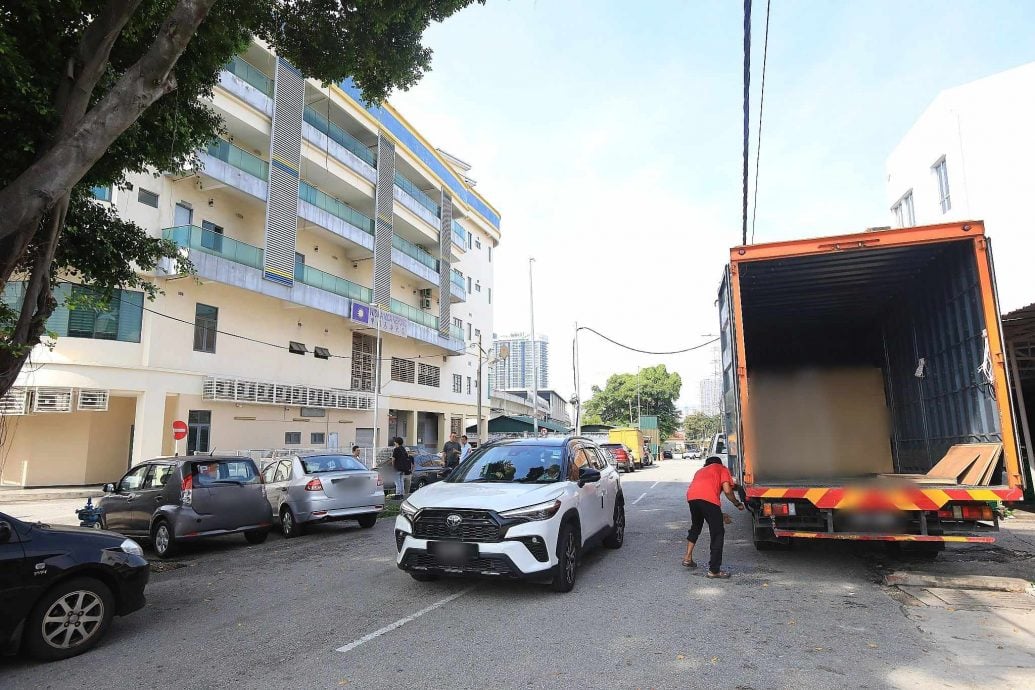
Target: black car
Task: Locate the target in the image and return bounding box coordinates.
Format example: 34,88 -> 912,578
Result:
377,452 -> 450,493
0,512 -> 149,661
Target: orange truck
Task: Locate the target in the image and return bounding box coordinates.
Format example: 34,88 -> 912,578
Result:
718,221 -> 1024,554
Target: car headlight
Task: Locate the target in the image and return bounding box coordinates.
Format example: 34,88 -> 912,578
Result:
120,538 -> 144,557
400,500 -> 418,519
500,499 -> 562,521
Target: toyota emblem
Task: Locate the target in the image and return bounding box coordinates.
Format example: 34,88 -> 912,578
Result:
446,514 -> 463,531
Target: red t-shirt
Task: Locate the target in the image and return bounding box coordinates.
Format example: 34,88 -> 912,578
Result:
686,463 -> 733,505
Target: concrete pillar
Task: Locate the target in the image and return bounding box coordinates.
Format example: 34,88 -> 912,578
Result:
401,410 -> 417,446
132,391 -> 168,465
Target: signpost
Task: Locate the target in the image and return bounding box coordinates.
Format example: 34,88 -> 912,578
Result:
172,420 -> 187,456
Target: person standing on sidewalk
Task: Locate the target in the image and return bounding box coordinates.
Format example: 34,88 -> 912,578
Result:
459,435 -> 473,462
392,437 -> 413,499
443,432 -> 462,469
682,456 -> 744,578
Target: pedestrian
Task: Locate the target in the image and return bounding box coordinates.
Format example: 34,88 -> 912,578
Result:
351,445 -> 363,464
682,456 -> 744,578
460,435 -> 473,462
443,432 -> 462,469
392,437 -> 412,499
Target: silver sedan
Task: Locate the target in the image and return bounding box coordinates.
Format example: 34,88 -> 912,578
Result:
261,454 -> 384,538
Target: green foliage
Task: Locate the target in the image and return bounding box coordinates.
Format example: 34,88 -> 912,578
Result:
583,365 -> 682,439
683,412 -> 721,443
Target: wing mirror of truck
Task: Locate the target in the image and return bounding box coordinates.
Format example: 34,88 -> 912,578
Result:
578,467 -> 601,487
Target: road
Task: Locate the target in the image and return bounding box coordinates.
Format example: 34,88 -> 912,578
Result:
2,457 -> 1032,689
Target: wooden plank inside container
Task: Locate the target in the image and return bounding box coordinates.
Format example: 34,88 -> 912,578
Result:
926,445 -> 981,481
959,443 -> 1003,486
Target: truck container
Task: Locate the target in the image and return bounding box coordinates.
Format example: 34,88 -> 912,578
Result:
718,221 -> 1024,552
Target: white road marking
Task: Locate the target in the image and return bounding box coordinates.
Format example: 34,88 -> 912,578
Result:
336,586 -> 476,654
632,481 -> 660,505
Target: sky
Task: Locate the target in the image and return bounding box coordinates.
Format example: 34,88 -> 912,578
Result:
389,0 -> 1035,409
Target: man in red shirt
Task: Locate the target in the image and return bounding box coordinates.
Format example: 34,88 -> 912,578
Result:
683,457 -> 744,578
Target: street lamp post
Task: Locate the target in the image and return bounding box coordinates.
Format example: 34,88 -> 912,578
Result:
529,257 -> 538,437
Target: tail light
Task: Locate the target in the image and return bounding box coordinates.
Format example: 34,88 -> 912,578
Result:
305,478 -> 324,492
762,502 -> 796,517
937,504 -> 993,521
376,475 -> 384,486
180,473 -> 193,506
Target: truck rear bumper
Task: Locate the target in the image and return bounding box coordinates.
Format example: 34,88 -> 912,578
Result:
772,529 -> 995,543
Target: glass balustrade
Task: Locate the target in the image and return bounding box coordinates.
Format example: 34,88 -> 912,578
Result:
225,56 -> 273,96
163,225 -> 263,269
452,220 -> 467,246
299,265 -> 372,303
299,181 -> 374,235
393,172 -> 441,217
451,270 -> 465,290
205,139 -> 269,180
392,234 -> 440,272
390,298 -> 438,330
303,108 -> 376,167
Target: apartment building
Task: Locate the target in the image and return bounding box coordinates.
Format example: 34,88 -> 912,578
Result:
0,43 -> 501,487
488,333 -> 549,391
885,61 -> 1035,314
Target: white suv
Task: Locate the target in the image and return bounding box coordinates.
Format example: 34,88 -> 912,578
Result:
395,437 -> 625,592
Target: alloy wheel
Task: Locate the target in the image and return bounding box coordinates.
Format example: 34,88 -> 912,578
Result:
564,533 -> 577,584
614,507 -> 625,543
40,590 -> 104,650
155,524 -> 170,555
282,511 -> 294,536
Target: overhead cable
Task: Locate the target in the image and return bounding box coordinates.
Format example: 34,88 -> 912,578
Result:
750,0 -> 771,244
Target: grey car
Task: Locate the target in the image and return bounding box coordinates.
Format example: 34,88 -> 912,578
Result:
98,457 -> 273,559
261,453 -> 384,538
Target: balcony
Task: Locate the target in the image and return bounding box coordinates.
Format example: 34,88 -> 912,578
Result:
162,226 -> 365,321
219,57 -> 273,116
388,299 -> 464,354
393,172 -> 440,227
302,108 -> 376,184
449,269 -> 466,304
390,298 -> 437,330
391,234 -> 439,285
200,139 -> 269,201
451,220 -> 467,253
298,181 -> 374,252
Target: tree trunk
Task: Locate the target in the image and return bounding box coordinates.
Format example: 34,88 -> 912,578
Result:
0,0 -> 217,244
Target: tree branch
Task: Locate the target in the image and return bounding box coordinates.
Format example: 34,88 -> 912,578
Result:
0,0 -> 217,242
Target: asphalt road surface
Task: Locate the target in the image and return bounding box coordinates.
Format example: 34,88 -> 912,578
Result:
2,457 -> 1030,689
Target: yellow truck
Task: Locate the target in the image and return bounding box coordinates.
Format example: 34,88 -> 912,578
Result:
607,428 -> 648,468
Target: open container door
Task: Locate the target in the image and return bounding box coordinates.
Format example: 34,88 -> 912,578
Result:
717,265 -> 745,486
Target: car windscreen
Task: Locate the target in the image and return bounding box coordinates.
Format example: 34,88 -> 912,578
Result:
300,455 -> 366,473
448,445 -> 565,484
191,460 -> 261,486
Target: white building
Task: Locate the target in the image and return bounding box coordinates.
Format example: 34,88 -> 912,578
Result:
489,333 -> 549,391
0,41 -> 501,487
698,377 -> 722,416
490,388 -> 571,427
885,61 -> 1035,314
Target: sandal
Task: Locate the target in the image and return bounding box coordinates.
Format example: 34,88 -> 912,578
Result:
682,559 -> 697,568
706,571 -> 731,579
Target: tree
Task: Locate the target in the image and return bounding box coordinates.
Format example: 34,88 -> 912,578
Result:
683,411 -> 722,443
583,365 -> 683,439
0,0 -> 483,398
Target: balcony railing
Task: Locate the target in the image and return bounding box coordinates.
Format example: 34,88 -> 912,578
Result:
163,225 -> 263,270
390,298 -> 438,330
392,234 -> 440,272
299,181 -> 374,235
303,108 -> 376,167
452,221 -> 467,246
450,324 -> 464,341
298,265 -> 371,303
394,172 -> 440,217
451,270 -> 465,290
206,139 -> 269,180
225,56 -> 273,96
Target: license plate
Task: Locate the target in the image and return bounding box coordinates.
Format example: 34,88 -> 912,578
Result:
428,540 -> 477,563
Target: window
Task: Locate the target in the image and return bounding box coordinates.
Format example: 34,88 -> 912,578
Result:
119,465 -> 150,492
174,202 -> 193,226
451,417 -> 464,436
294,252 -> 305,281
488,287 -> 492,305
392,357 -> 416,383
91,185 -> 112,202
466,323 -> 472,340
187,410 -> 211,455
285,431 -> 302,445
452,374 -> 462,393
488,246 -> 492,262
452,316 -> 463,329
933,158 -> 951,213
417,362 -> 440,387
475,281 -> 481,293
144,464 -> 174,489
201,220 -> 224,252
311,432 -> 326,445
891,191 -> 915,228
64,285 -> 142,342
467,232 -> 473,249
475,237 -> 481,249
193,303 -> 218,353
466,376 -> 472,395
137,188 -> 159,208
351,333 -> 376,391
474,328 -> 481,338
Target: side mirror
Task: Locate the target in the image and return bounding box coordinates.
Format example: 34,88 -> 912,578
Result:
0,521 -> 11,543
440,468 -> 453,479
103,483 -> 116,493
578,467 -> 601,486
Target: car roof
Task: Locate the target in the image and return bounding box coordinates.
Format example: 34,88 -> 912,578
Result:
149,456 -> 254,464
488,436 -> 595,448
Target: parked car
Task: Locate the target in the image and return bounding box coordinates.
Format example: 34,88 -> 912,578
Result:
376,451 -> 451,494
0,511 -> 148,661
662,449 -> 674,460
396,437 -> 625,592
98,456 -> 272,559
599,443 -> 636,472
261,453 -> 384,537
686,445 -> 703,460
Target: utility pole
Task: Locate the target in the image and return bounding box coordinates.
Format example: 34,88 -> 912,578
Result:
529,257 -> 538,437
477,331 -> 484,443
574,322 -> 581,435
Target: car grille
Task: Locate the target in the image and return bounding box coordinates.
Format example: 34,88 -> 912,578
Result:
405,552 -> 516,576
413,508 -> 501,543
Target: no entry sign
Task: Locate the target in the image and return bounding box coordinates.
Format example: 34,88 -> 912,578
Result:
172,420 -> 188,441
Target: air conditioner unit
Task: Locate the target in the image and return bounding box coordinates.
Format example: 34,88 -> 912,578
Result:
419,288 -> 432,310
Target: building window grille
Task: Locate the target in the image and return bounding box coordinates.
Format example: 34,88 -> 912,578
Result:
138,188 -> 159,208
417,362 -> 440,387
285,432 -> 302,445
392,357 -> 416,383
351,333 -> 376,392
891,191 -> 915,228
453,374 -> 462,393
933,158 -> 951,213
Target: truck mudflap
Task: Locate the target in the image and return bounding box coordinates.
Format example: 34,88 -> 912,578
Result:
746,486 -> 1022,510
771,530 -> 996,543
